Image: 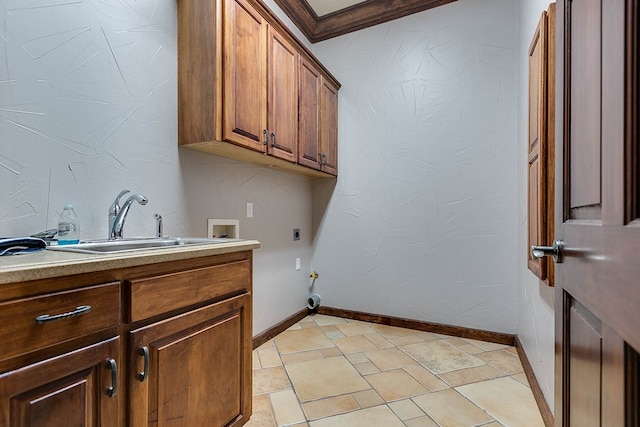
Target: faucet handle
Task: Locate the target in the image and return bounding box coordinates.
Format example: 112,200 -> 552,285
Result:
109,190 -> 130,213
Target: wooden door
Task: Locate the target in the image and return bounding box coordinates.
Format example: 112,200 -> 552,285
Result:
223,0 -> 267,152
554,0 -> 640,425
128,294 -> 252,427
267,27 -> 298,162
319,77 -> 338,176
298,56 -> 321,170
0,337 -> 120,427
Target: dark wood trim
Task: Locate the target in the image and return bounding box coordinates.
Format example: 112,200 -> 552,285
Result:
515,337 -> 554,427
317,306 -> 515,345
272,0 -> 458,43
252,308 -> 308,349
626,0 -> 639,222
272,0 -> 317,42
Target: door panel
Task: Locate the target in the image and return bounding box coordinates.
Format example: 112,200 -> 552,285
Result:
155,315 -> 242,426
0,337 -> 120,427
267,27 -> 298,162
319,77 -> 338,176
129,294 -> 252,427
298,56 -> 321,169
223,0 -> 267,151
567,299 -> 602,427
568,0 -> 602,213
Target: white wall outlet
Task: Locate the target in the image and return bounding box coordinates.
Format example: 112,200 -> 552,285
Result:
295,257 -> 301,271
207,219 -> 240,239
246,202 -> 253,218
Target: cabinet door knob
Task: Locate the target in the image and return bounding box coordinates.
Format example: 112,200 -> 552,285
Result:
263,129 -> 268,145
106,358 -> 118,397
137,346 -> 149,382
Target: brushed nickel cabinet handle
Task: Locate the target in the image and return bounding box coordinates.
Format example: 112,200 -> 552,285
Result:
106,358 -> 118,397
137,346 -> 149,382
35,305 -> 91,324
271,132 -> 276,147
263,129 -> 268,145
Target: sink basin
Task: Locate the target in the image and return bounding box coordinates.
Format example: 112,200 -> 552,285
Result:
47,237 -> 240,254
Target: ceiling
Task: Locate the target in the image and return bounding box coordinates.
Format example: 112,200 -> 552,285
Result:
272,0 -> 458,43
306,0 -> 368,17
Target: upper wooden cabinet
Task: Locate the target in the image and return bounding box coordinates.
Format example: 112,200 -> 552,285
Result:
527,4 -> 555,286
297,56 -> 338,176
179,0 -> 340,178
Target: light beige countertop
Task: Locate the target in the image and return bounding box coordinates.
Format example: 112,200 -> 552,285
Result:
0,239 -> 260,285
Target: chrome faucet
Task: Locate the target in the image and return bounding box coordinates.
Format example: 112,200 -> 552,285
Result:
110,193 -> 148,239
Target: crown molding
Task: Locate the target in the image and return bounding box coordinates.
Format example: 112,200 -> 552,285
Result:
272,0 -> 458,43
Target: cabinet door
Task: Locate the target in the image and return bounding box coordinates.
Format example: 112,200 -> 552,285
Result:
0,337 -> 120,427
319,77 -> 338,176
267,27 -> 298,163
129,294 -> 252,427
298,56 -> 321,170
223,0 -> 267,152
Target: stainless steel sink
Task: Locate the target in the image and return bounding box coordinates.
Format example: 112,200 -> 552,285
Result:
47,237 -> 240,254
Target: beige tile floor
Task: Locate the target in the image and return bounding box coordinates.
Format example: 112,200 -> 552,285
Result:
246,314 -> 545,427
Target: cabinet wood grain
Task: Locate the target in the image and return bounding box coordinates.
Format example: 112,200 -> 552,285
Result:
0,337 -> 120,427
0,283 -> 120,361
129,294 -> 252,427
128,258 -> 251,322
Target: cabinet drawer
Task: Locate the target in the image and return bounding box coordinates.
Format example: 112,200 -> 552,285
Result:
129,259 -> 251,322
0,283 -> 120,361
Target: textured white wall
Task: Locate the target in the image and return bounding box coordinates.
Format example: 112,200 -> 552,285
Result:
0,0 -> 312,336
516,0 -> 556,411
310,0 -> 519,334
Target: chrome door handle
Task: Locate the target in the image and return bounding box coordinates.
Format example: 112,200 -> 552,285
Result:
531,240 -> 564,263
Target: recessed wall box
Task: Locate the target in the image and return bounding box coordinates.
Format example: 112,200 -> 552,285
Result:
207,219 -> 240,239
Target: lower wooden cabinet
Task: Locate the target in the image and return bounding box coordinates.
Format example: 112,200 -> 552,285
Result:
1,250 -> 254,427
128,294 -> 252,427
0,337 -> 120,427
